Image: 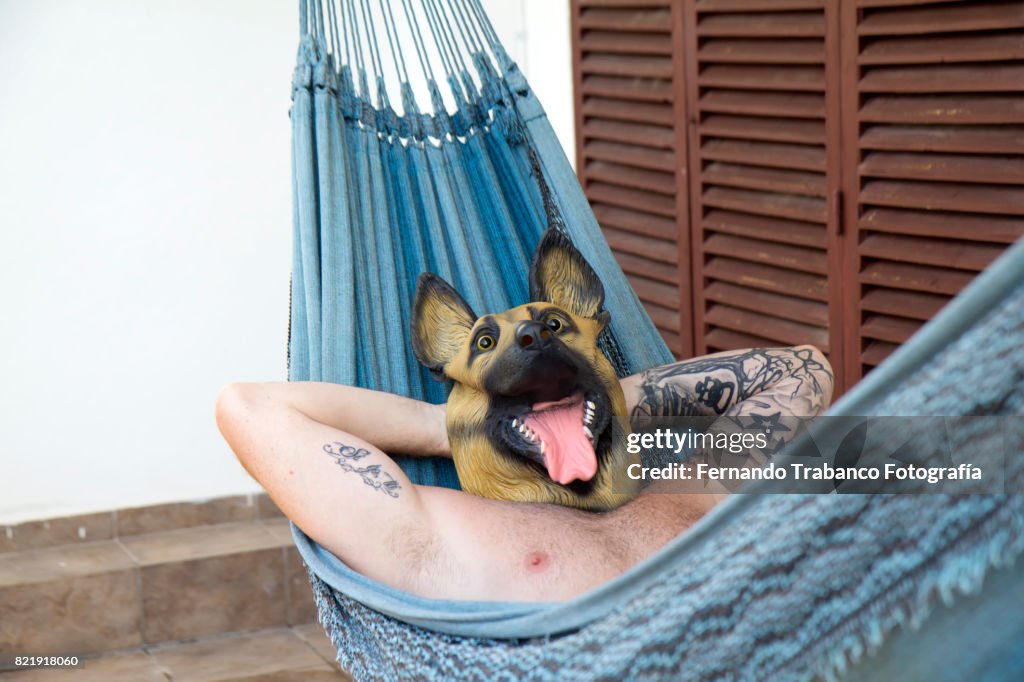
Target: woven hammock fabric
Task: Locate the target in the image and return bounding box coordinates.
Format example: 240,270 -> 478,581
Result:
286,1 -> 1024,679
287,0 -> 673,493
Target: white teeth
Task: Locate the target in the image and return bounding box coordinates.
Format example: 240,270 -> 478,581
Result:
586,400 -> 596,411
583,425 -> 594,441
512,418 -> 521,428
540,441 -> 546,455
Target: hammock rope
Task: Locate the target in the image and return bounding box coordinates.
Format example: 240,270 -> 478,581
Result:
287,1 -> 1024,679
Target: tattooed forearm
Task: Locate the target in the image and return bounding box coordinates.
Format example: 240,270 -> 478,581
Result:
629,347 -> 834,425
323,442 -> 403,498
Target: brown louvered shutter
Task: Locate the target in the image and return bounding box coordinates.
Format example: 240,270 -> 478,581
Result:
840,0 -> 1024,383
571,0 -> 694,357
681,0 -> 844,384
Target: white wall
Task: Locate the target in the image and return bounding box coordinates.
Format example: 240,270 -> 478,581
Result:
0,0 -> 573,524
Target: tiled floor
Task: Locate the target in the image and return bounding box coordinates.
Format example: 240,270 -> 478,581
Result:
0,626 -> 351,681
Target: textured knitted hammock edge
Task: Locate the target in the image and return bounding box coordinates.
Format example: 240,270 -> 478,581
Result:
286,1 -> 1024,679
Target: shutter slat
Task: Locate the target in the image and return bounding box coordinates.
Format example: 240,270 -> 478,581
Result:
860,207 -> 1024,244
699,38 -> 825,64
859,233 -> 1003,271
861,288 -> 947,321
704,209 -> 827,248
585,140 -> 675,172
579,30 -> 673,56
582,97 -> 676,126
706,281 -> 830,326
586,160 -> 676,195
860,125 -> 1024,155
858,0 -> 967,7
639,300 -> 681,332
697,12 -> 825,37
702,139 -> 827,171
860,261 -> 975,295
697,0 -> 825,11
706,328 -> 780,352
704,233 -> 828,274
615,251 -> 680,285
861,315 -> 920,344
581,75 -> 672,102
582,119 -> 674,148
858,3 -> 1024,36
659,328 -> 684,356
700,90 -> 825,118
860,152 -> 1024,185
860,180 -> 1024,215
860,95 -> 1024,124
860,64 -> 1024,93
703,186 -> 828,223
630,275 -> 680,310
701,114 -> 826,145
860,32 -> 1024,65
588,182 -> 677,217
703,161 -> 827,197
699,64 -> 825,91
579,7 -> 672,32
581,53 -> 675,79
861,340 -> 899,367
603,226 -> 678,265
706,304 -> 830,350
705,257 -> 829,301
592,203 -> 678,240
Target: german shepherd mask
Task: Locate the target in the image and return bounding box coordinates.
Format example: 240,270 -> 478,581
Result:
411,230 -> 640,511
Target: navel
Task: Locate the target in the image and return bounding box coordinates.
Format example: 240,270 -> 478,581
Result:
524,550 -> 549,573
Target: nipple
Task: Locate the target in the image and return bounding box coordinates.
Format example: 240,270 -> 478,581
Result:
524,550 -> 549,573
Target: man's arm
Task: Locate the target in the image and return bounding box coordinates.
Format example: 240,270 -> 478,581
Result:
621,345 -> 834,423
621,345 -> 833,478
215,382 -> 443,593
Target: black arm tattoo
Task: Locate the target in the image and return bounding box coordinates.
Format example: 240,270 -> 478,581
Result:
323,442 -> 403,498
630,347 -> 832,423
630,347 -> 834,467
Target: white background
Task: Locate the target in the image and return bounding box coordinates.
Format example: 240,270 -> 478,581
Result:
0,0 -> 574,523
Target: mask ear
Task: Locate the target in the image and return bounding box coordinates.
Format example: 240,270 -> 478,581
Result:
411,273 -> 477,381
529,230 -> 608,324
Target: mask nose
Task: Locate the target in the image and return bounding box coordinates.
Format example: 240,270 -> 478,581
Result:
516,321 -> 552,350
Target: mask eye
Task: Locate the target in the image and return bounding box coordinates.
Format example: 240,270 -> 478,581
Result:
475,334 -> 496,351
546,317 -> 563,333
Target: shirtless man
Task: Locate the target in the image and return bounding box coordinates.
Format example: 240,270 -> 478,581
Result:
216,345 -> 832,603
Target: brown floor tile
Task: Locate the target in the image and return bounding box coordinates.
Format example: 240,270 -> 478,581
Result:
255,494 -> 285,520
0,542 -> 136,588
292,624 -> 339,668
1,513 -> 115,554
220,671 -> 346,681
121,523 -> 284,566
117,496 -> 258,537
259,519 -> 292,545
284,546 -> 317,626
0,652 -> 167,682
140,548 -> 286,643
150,628 -> 332,681
0,570 -> 142,654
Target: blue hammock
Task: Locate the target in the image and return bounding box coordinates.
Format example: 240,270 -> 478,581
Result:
287,1 -> 1024,679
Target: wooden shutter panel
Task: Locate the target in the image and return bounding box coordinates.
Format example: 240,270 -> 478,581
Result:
572,0 -> 693,357
840,0 -> 1024,381
682,0 -> 843,374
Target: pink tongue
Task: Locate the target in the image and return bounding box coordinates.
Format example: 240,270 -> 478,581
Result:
523,400 -> 597,485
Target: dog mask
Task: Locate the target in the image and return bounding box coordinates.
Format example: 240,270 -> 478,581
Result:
411,230 -> 639,511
